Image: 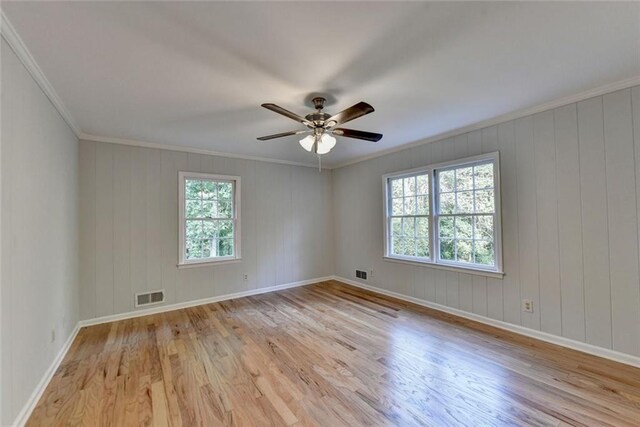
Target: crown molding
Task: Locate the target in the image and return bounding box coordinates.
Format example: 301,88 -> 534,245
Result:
79,133 -> 325,169
1,10 -> 82,137
3,8 -> 639,172
333,74 -> 640,169
0,10 -> 322,170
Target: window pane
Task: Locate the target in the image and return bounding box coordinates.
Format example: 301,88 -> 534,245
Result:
440,239 -> 455,260
394,237 -> 410,256
417,175 -> 429,195
202,181 -> 217,199
218,220 -> 234,239
474,164 -> 493,189
402,217 -> 416,238
202,201 -> 216,218
218,239 -> 234,256
456,191 -> 474,213
439,193 -> 455,214
416,217 -> 429,237
217,182 -> 233,200
391,179 -> 403,198
456,216 -> 473,239
186,239 -> 203,259
404,176 -> 416,197
393,236 -> 416,257
186,200 -> 201,218
392,198 -> 403,216
202,220 -> 217,239
404,197 -> 416,215
456,240 -> 473,263
439,170 -> 455,193
186,220 -> 203,240
403,237 -> 416,256
474,215 -> 494,240
201,239 -> 213,258
185,180 -> 203,199
417,238 -> 429,258
416,195 -> 429,215
391,218 -> 402,236
456,167 -> 473,191
439,217 -> 454,238
475,189 -> 495,213
218,201 -> 232,218
392,236 -> 404,255
474,240 -> 495,266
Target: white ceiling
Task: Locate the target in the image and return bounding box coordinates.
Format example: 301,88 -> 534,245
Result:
3,1 -> 640,167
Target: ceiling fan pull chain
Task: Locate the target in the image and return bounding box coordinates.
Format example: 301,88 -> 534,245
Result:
318,154 -> 322,172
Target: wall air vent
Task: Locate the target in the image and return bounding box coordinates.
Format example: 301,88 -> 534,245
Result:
135,290 -> 165,307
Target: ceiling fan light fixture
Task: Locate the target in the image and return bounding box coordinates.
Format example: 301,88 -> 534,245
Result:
299,134 -> 315,152
317,133 -> 336,155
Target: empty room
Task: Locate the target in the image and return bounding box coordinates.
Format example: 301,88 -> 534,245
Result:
2,1 -> 640,426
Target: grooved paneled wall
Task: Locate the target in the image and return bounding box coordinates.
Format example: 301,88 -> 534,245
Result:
1,39 -> 79,425
79,141 -> 333,320
333,87 -> 640,358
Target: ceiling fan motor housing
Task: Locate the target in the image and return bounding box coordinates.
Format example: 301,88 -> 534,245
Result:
306,97 -> 331,127
305,112 -> 331,127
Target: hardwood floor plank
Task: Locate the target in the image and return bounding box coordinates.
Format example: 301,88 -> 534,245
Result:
26,280 -> 640,426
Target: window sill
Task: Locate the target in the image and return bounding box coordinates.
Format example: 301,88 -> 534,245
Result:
177,257 -> 242,269
382,256 -> 504,279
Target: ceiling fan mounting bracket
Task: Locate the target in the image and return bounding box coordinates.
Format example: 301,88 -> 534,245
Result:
312,97 -> 326,111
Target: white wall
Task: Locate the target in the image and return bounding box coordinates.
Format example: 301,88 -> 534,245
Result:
333,86 -> 640,359
1,39 -> 79,425
78,140 -> 334,320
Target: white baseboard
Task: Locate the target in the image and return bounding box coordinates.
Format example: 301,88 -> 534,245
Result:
12,276 -> 331,426
332,275 -> 640,369
12,323 -> 81,427
79,276 -> 333,327
15,274 -> 639,427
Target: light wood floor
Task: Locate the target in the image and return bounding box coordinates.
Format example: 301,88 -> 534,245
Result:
28,280 -> 640,426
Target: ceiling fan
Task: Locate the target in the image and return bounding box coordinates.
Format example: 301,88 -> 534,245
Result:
257,96 -> 382,169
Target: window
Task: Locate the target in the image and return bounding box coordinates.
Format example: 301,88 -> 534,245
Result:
436,161 -> 496,267
178,172 -> 241,266
383,152 -> 502,276
388,173 -> 431,260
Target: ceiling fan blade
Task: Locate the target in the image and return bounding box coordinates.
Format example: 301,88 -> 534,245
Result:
325,102 -> 374,127
257,130 -> 309,141
261,103 -> 313,126
333,128 -> 383,142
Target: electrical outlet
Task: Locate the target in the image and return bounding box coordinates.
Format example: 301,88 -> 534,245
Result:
522,299 -> 533,313
243,273 -> 248,281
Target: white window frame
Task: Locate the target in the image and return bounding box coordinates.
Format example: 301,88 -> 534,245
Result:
383,152 -> 503,278
384,169 -> 434,264
178,172 -> 241,268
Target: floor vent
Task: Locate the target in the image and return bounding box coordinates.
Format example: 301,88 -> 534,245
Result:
135,290 -> 165,307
